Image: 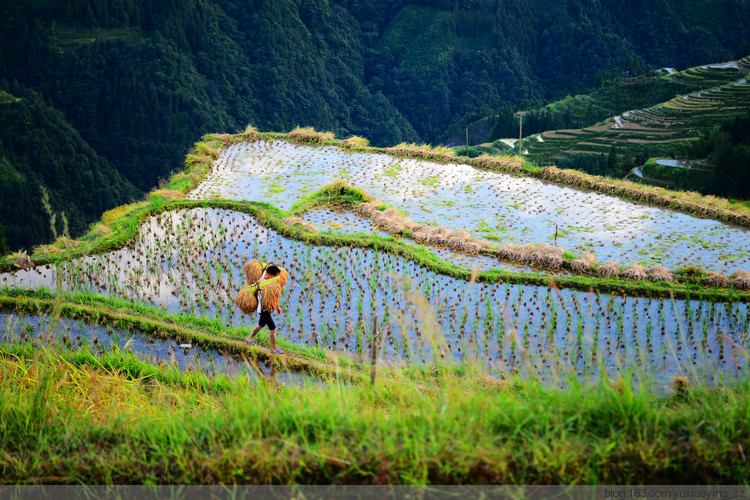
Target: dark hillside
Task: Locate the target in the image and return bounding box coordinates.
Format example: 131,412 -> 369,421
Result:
1,0 -> 748,250
0,86 -> 139,250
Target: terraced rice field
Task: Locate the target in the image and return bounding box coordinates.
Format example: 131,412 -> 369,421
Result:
3,208 -> 748,388
188,140 -> 750,274
0,312 -> 309,385
525,57 -> 750,162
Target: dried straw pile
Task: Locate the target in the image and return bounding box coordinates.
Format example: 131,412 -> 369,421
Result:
571,253 -> 596,273
648,264 -> 674,283
496,244 -> 563,268
445,230 -> 489,255
385,143 -> 455,161
356,200 -> 383,216
281,217 -> 318,232
733,270 -> 750,290
530,245 -> 564,269
597,262 -> 620,278
241,125 -> 259,141
469,155 -> 524,173
705,271 -> 730,288
622,264 -> 648,281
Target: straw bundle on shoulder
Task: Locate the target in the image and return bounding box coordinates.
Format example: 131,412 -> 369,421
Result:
243,260 -> 289,288
705,271 -> 729,288
648,264 -> 674,283
235,287 -> 259,315
261,281 -> 283,311
244,260 -> 265,284
597,261 -> 620,278
732,270 -> 750,290
622,264 -> 648,281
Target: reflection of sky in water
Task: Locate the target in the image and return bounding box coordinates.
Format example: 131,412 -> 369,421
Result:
189,141 -> 750,273
0,313 -> 312,386
299,208 -> 534,273
2,208 -> 749,388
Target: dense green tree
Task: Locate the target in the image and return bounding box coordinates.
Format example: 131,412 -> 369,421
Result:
0,86 -> 139,250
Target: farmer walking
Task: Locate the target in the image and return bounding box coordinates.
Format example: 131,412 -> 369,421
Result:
236,261 -> 289,355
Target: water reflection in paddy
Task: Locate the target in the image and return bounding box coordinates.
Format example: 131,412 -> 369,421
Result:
2,208 -> 748,387
188,140 -> 750,273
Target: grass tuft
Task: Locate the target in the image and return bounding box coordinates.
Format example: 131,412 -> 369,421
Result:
288,126 -> 336,144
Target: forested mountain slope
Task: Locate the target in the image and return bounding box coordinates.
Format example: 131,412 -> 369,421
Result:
0,87 -> 139,251
1,0 -> 748,250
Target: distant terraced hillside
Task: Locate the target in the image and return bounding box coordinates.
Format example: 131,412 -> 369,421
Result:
524,57 -> 750,162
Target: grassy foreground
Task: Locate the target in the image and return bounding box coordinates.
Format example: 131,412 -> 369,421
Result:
1,342 -> 749,484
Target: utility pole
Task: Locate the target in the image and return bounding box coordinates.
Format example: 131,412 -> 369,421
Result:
515,111 -> 526,154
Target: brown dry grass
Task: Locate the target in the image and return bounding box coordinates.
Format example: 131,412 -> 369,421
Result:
732,270 -> 750,290
281,217 -> 317,232
288,127 -> 335,144
356,200 -> 383,216
149,189 -> 186,201
385,143 -> 455,161
648,264 -> 674,283
241,125 -> 259,141
469,154 -> 524,173
571,253 -> 596,273
597,262 -> 620,278
34,236 -> 84,255
622,264 -> 648,281
705,271 -> 730,288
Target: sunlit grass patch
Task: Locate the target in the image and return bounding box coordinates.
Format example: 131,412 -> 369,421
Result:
288,126 -> 336,144
341,135 -> 370,149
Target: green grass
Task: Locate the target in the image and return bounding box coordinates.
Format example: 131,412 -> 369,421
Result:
1,343 -> 749,484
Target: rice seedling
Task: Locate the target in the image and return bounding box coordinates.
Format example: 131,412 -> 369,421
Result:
177,140 -> 750,275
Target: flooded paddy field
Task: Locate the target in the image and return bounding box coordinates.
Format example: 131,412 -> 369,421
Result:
298,207 -> 529,272
188,140 -> 750,274
3,208 -> 748,387
0,312 -> 312,386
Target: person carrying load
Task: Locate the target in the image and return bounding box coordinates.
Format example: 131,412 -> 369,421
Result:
235,260 -> 289,354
